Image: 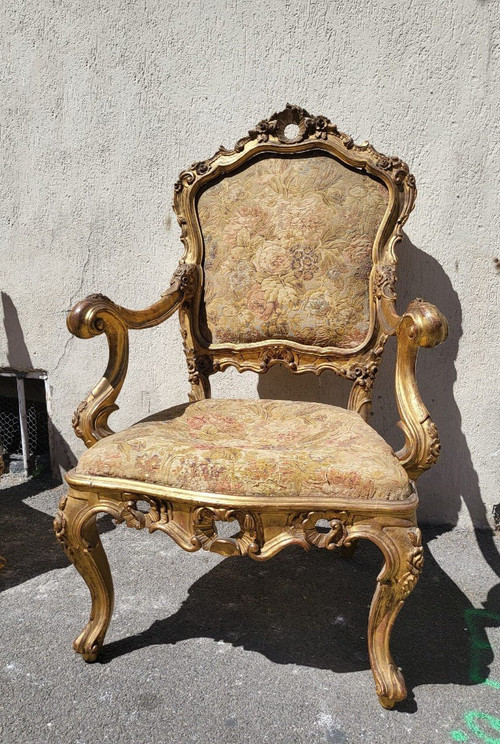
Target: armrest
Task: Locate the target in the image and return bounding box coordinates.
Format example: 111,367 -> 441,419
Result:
394,299 -> 448,480
67,262 -> 198,448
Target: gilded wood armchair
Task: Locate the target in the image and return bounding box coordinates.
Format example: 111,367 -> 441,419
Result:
55,105 -> 448,709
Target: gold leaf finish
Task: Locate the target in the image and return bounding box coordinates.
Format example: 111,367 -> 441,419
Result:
395,299 -> 448,478
58,105 -> 448,709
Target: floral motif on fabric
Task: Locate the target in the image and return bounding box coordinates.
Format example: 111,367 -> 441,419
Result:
197,153 -> 388,347
76,399 -> 411,502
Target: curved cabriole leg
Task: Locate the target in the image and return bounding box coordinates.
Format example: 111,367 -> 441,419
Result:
54,488 -> 114,662
365,524 -> 423,709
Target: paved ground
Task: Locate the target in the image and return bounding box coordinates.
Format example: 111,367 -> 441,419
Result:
1,474 -> 499,744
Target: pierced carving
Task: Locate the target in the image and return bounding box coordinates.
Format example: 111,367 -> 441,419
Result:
293,511 -> 348,550
259,345 -> 297,372
60,473 -> 423,708
61,106 -> 447,711
191,506 -> 260,557
248,104 -> 332,144
173,104 -> 416,204
114,496 -> 170,532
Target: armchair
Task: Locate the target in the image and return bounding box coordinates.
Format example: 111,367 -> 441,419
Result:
55,104 -> 447,709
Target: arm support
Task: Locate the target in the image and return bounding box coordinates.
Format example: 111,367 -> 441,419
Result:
67,262 -> 198,448
394,299 -> 448,480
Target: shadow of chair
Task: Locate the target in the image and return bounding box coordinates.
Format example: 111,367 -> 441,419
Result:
0,476 -> 116,591
98,530 -> 498,706
0,293 -> 105,589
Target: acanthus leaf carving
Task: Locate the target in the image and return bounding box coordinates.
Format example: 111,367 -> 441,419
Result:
424,419 -> 441,465
397,527 -> 424,599
72,400 -> 88,441
53,494 -> 94,561
347,345 -> 385,391
375,265 -> 397,301
173,104 -> 416,207
168,261 -> 198,299
186,352 -> 213,386
259,344 -> 297,372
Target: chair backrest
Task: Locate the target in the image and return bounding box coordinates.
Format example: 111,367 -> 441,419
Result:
173,105 -> 416,418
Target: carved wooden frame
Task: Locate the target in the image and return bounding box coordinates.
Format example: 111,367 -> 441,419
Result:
56,477 -> 422,709
174,103 -> 417,421
58,105 -> 448,709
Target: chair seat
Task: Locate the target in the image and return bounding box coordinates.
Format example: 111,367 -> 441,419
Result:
75,398 -> 411,502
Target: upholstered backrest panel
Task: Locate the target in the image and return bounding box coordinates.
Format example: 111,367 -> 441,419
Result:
197,151 -> 388,348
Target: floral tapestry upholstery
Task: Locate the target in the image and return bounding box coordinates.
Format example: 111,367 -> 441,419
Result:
76,399 -> 411,502
197,152 -> 388,348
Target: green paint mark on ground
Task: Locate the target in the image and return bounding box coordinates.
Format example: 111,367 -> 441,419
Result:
450,730 -> 468,741
464,711 -> 500,744
483,678 -> 500,690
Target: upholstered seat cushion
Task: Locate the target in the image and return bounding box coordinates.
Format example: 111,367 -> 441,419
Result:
75,399 -> 411,501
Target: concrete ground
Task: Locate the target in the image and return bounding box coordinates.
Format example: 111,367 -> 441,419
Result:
1,474 -> 499,744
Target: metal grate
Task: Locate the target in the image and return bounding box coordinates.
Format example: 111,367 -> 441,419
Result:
0,371 -> 50,474
0,395 -> 22,456
26,399 -> 50,457
0,397 -> 49,458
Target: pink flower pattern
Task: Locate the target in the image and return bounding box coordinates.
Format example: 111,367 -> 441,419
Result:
76,399 -> 410,502
197,153 -> 388,348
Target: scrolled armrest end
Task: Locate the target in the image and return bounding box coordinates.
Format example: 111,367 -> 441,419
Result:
398,299 -> 448,348
67,294 -> 122,339
395,298 -> 448,480
66,294 -> 129,447
66,261 -> 196,447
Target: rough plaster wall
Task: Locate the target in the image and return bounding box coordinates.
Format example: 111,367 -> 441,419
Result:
1,0 -> 499,528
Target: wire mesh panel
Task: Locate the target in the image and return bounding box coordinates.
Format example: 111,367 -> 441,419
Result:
0,377 -> 50,468
0,396 -> 22,456
26,400 -> 50,457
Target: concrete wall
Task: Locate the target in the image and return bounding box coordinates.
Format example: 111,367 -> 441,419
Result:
2,0 -> 499,528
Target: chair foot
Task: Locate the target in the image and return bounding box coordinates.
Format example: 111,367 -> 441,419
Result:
54,488 -> 115,662
365,524 -> 423,709
376,665 -> 407,709
73,617 -> 106,664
